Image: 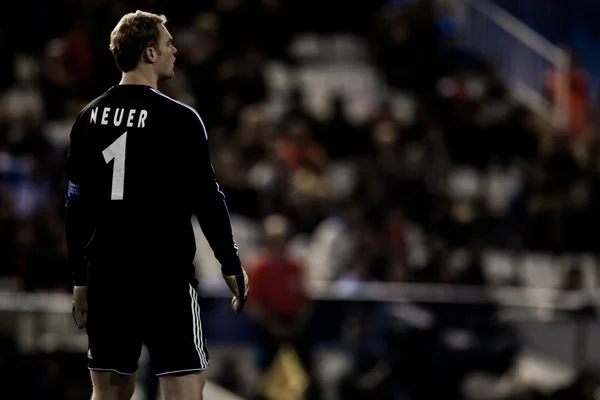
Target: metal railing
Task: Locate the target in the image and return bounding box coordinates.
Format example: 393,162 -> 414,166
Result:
462,0 -> 570,129
0,279 -> 596,314
0,282 -> 594,384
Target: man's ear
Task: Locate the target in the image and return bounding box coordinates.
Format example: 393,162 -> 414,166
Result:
143,46 -> 156,63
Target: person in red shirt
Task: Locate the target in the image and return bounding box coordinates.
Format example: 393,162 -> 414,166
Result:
246,214 -> 311,372
544,49 -> 590,140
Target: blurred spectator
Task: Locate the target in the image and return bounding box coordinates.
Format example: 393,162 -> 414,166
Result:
247,214 -> 311,371
544,49 -> 591,141
39,38 -> 71,121
0,193 -> 17,276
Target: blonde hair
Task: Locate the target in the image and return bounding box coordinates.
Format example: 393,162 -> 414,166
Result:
109,10 -> 167,72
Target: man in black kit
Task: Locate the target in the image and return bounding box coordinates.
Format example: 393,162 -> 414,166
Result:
64,10 -> 249,400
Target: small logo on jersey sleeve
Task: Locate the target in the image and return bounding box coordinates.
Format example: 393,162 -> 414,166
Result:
68,181 -> 81,200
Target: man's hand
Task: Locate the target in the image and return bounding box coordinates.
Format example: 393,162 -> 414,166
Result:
222,269 -> 249,313
72,285 -> 88,329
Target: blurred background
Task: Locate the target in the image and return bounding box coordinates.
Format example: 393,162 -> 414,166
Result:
2,0 -> 600,399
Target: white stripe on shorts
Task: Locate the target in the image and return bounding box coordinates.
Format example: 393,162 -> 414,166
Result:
189,285 -> 208,368
88,367 -> 136,375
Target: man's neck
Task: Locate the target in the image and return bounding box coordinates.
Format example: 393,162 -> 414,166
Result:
119,68 -> 157,89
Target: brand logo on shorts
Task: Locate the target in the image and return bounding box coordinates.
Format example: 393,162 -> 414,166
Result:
87,349 -> 93,360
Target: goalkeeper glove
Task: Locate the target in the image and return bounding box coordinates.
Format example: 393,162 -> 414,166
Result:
222,269 -> 249,313
72,285 -> 88,329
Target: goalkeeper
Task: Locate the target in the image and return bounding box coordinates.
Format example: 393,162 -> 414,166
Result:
65,10 -> 248,400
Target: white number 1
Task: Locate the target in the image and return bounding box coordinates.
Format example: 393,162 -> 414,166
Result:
102,132 -> 127,200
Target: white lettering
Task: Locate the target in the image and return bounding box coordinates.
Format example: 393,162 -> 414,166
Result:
101,108 -> 110,125
138,110 -> 147,128
126,109 -> 136,127
113,108 -> 124,126
91,107 -> 147,128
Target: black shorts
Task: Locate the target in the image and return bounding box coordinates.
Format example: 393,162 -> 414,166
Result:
86,280 -> 210,376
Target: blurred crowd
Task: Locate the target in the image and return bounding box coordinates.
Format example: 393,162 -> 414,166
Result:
2,0 -> 600,399
1,0 -> 599,292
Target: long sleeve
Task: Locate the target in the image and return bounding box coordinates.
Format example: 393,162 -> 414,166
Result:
64,115 -> 94,286
187,112 -> 242,276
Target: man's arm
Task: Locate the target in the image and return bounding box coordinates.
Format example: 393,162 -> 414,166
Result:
64,114 -> 95,328
188,115 -> 242,275
64,115 -> 94,287
186,111 -> 248,311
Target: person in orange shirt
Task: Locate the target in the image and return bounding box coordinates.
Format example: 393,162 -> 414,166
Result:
246,214 -> 311,372
544,49 -> 590,140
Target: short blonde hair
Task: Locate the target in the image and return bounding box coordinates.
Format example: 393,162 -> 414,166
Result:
109,10 -> 167,72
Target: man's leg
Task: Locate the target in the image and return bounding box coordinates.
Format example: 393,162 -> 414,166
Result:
145,282 -> 210,399
159,370 -> 207,400
86,283 -> 143,400
91,371 -> 137,400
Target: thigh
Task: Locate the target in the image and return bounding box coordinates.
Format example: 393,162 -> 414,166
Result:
159,370 -> 207,400
90,370 -> 137,399
145,282 -> 210,376
87,285 -> 143,375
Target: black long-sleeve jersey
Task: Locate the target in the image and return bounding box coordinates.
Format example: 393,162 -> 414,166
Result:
64,84 -> 241,286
